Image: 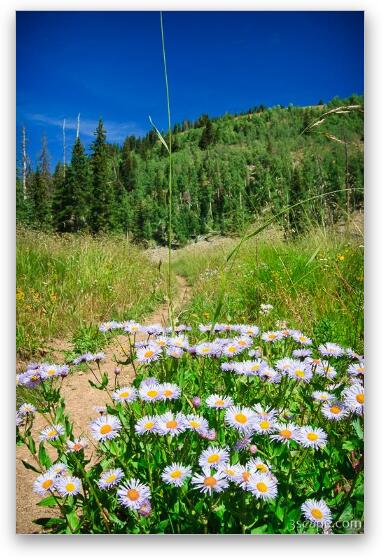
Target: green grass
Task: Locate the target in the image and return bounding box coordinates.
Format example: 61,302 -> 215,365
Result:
16,228 -> 167,357
173,226 -> 364,353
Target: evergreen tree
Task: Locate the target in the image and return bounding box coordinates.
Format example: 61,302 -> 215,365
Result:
90,119 -> 111,233
199,119 -> 216,150
29,167 -> 50,226
69,137 -> 91,231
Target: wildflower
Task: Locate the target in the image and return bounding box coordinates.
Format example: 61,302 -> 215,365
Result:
206,394 -> 234,409
342,384 -> 364,415
138,499 -> 152,517
222,341 -> 242,358
39,364 -> 62,379
297,426 -> 327,449
66,437 -> 88,452
16,412 -> 23,427
166,346 -> 184,359
135,415 -> 158,435
292,348 -> 312,358
33,471 -> 57,495
90,415 -> 122,442
195,342 -> 218,357
301,499 -> 332,526
312,391 -> 335,402
248,457 -> 272,474
276,357 -> 299,374
248,348 -> 262,358
117,479 -> 151,510
199,446 -> 230,469
56,475 -> 82,497
136,345 -> 161,364
161,463 -> 192,487
252,416 -> 277,435
161,383 -> 181,400
156,412 -> 187,436
139,381 -> 163,402
316,361 -> 337,379
112,386 -> 138,403
99,320 -> 121,333
98,468 -> 124,490
318,343 -> 344,358
321,401 -> 349,421
114,367 -> 121,376
348,362 -> 365,376
218,464 -> 241,481
247,472 -> 278,500
93,352 -> 105,362
287,362 -> 313,382
240,325 -> 260,337
39,424 -> 65,442
18,403 -> 36,415
192,396 -> 201,408
235,336 -> 253,349
224,406 -> 256,432
270,422 -> 299,443
260,303 -> 273,315
185,414 -> 209,435
292,332 -> 313,345
93,405 -> 106,415
233,436 -> 251,451
152,335 -> 169,348
259,366 -> 281,383
47,462 -> 67,476
167,335 -> 189,350
123,321 -> 142,334
144,324 -> 164,336
191,468 -> 228,495
261,331 -> 282,342
249,444 -> 258,454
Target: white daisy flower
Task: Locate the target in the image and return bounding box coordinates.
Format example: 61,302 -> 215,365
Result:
166,346 -> 184,359
117,479 -> 151,509
167,335 -> 189,349
135,415 -> 159,435
47,462 -> 67,476
90,415 -> 122,441
150,336 -> 169,349
287,362 -> 313,382
270,422 -> 299,443
342,383 -> 364,415
98,468 -> 124,490
312,391 -> 335,402
161,383 -> 181,400
276,358 -> 299,374
230,465 -> 256,489
123,321 -> 142,334
253,404 -> 278,420
261,331 -> 282,342
191,468 -> 228,495
56,475 -> 82,497
112,386 -> 138,403
33,471 -> 57,495
240,325 -> 260,337
252,417 -> 277,435
161,463 -> 192,487
292,332 -> 313,345
247,472 -> 278,500
136,345 -> 161,364
218,464 -> 241,482
195,342 -> 217,357
39,424 -> 65,442
298,426 -> 327,449
18,403 -> 36,415
225,406 -> 256,432
248,457 -> 272,474
66,437 -> 88,452
321,401 -> 349,420
222,342 -> 242,358
292,348 -> 312,358
259,366 -> 281,383
316,360 -> 337,379
206,394 -> 234,409
301,499 -> 332,525
185,414 -> 209,435
156,412 -> 187,436
235,336 -> 253,349
139,381 -> 163,402
199,446 -> 230,469
348,362 -> 365,376
318,343 -> 344,358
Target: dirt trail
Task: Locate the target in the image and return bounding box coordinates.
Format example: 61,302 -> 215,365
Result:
16,274 -> 190,534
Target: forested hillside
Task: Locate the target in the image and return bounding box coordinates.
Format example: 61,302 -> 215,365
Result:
16,95 -> 363,245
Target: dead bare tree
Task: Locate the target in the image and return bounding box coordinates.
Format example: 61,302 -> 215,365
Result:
63,119 -> 66,178
22,126 -> 27,200
76,113 -> 80,139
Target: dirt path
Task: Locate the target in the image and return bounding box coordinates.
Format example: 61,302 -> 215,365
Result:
16,274 -> 191,534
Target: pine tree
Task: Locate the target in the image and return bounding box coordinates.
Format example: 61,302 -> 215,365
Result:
199,119 -> 216,150
29,167 -> 50,226
69,137 -> 91,231
52,162 -> 70,231
90,119 -> 111,233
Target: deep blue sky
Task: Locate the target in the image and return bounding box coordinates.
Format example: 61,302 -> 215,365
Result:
16,11 -> 364,168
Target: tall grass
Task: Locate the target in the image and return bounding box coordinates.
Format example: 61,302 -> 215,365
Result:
16,228 -> 166,357
173,225 -> 364,352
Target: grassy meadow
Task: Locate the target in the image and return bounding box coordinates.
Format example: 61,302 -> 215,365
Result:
16,227 -> 167,358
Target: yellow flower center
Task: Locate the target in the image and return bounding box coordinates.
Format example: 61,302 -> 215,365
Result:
295,370 -> 305,378
163,390 -> 173,397
170,470 -> 182,479
215,399 -> 225,406
73,443 -> 83,451
311,508 -> 323,520
256,463 -> 268,473
207,454 -> 220,464
119,391 -> 130,398
66,482 -> 75,492
307,432 -> 318,441
147,390 -> 158,398
106,474 -> 117,484
166,420 -> 178,429
280,429 -> 292,438
242,471 -> 251,481
299,336 -> 307,342
189,420 -> 200,428
251,364 -> 260,371
330,406 -> 341,414
202,347 -> 210,353
260,420 -> 270,429
42,479 -> 53,489
228,346 -> 237,353
48,429 -> 58,438
144,350 -> 154,358
356,393 -> 364,404
226,469 -> 235,476
100,424 -> 112,435
268,333 -> 276,340
47,369 -> 56,376
203,477 -> 217,487
256,482 -> 268,493
235,413 -> 248,424
127,488 -> 140,501
144,421 -> 154,429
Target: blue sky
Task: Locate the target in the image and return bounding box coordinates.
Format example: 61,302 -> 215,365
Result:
16,11 -> 364,168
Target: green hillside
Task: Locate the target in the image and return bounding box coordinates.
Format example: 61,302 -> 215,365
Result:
17,95 -> 364,245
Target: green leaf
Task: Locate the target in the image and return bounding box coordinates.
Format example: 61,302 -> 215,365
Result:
27,436 -> 36,454
22,459 -> 40,473
148,116 -> 169,152
38,442 -> 52,468
352,419 -> 364,440
37,495 -> 58,507
251,524 -> 269,534
67,511 -> 80,532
